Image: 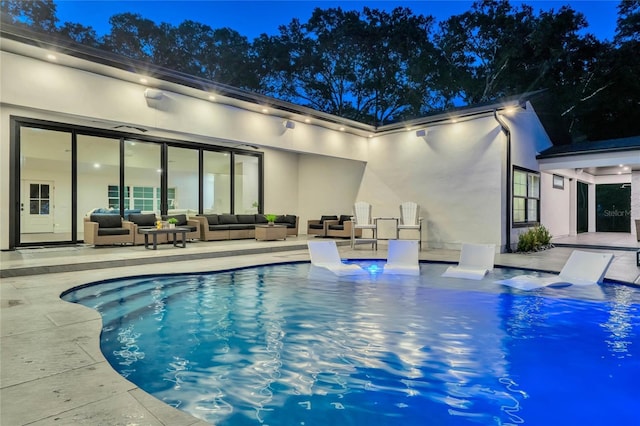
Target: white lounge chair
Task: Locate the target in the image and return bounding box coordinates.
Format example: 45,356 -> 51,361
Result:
351,201 -> 377,249
442,243 -> 496,280
496,250 -> 614,290
398,202 -> 423,249
382,239 -> 420,275
307,240 -> 367,277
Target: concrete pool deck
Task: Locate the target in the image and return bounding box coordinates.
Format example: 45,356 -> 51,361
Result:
1,235 -> 638,425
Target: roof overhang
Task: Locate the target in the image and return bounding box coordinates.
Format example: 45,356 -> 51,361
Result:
1,24 -> 542,139
537,136 -> 640,176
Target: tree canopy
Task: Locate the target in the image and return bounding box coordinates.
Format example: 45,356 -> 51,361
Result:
1,0 -> 638,143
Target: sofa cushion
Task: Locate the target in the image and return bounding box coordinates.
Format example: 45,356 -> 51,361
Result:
219,214 -> 238,225
201,214 -> 219,225
328,224 -> 344,231
227,224 -> 255,230
339,215 -> 352,225
320,215 -> 338,223
90,214 -> 122,229
129,213 -> 157,227
237,214 -> 257,224
255,214 -> 269,224
97,227 -> 130,236
162,214 -> 187,226
308,223 -> 324,229
275,215 -> 297,228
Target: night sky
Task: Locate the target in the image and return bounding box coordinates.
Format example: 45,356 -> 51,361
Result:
54,0 -> 620,41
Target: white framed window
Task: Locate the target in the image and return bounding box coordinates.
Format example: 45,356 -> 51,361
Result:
513,168 -> 540,224
108,185 -> 175,212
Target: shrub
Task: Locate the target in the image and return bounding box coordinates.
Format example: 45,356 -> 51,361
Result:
517,225 -> 553,252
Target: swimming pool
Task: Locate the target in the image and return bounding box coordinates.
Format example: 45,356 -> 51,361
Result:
63,261 -> 640,425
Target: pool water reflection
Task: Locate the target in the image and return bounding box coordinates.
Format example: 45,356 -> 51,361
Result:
63,262 -> 640,425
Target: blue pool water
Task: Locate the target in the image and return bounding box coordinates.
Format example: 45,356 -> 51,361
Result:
63,261 -> 640,425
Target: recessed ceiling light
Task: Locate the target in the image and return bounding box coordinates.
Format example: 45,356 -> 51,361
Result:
139,78 -> 148,84
305,118 -> 311,123
451,118 -> 458,123
339,127 -> 345,131
46,54 -> 57,61
261,108 -> 268,113
93,163 -> 100,168
209,95 -> 216,101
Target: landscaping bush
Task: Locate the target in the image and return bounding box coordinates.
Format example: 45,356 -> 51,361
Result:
516,225 -> 553,252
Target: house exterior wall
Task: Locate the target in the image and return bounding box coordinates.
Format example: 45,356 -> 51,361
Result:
1,45 -> 550,251
359,118 -> 505,249
633,171 -> 640,240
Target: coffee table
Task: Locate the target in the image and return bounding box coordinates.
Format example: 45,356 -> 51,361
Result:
138,227 -> 188,250
255,224 -> 287,241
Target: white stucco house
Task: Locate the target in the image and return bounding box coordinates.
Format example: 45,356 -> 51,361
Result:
1,25 -> 638,252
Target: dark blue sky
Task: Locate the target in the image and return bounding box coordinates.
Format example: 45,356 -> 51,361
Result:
54,1 -> 620,41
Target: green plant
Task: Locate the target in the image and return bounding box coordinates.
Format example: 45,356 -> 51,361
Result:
517,225 -> 553,252
167,218 -> 178,224
265,214 -> 277,223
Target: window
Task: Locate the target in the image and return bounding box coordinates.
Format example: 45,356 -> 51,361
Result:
108,185 -> 129,209
108,185 -> 173,211
513,169 -> 540,224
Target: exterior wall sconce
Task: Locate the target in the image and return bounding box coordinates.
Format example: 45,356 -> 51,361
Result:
415,129 -> 427,137
144,88 -> 164,100
283,120 -> 296,129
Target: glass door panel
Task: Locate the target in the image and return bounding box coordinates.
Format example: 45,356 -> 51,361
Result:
125,140 -> 161,216
203,151 -> 230,213
234,154 -> 260,214
19,127 -> 72,244
168,146 -> 199,215
77,134 -> 121,241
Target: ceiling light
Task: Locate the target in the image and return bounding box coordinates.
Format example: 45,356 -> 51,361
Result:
93,163 -> 100,168
208,95 -> 216,101
305,118 -> 311,123
261,108 -> 268,113
139,77 -> 148,84
46,54 -> 57,61
339,127 -> 345,131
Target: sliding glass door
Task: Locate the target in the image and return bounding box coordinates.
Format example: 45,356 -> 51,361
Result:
167,146 -> 199,215
12,119 -> 263,248
124,140 -> 161,215
19,127 -> 72,244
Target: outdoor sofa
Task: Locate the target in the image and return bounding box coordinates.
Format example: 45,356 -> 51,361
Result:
196,214 -> 298,241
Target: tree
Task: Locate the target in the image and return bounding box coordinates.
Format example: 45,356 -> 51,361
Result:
0,0 -> 58,32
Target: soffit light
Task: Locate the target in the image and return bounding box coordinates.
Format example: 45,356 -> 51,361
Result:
46,53 -> 57,61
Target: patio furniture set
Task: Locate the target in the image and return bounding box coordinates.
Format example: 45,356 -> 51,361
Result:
84,213 -> 299,249
306,201 -> 424,250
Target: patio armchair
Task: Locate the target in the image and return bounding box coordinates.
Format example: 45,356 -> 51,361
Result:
307,215 -> 338,237
351,201 -> 377,249
84,215 -> 133,246
326,215 -> 362,239
398,201 -> 423,249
